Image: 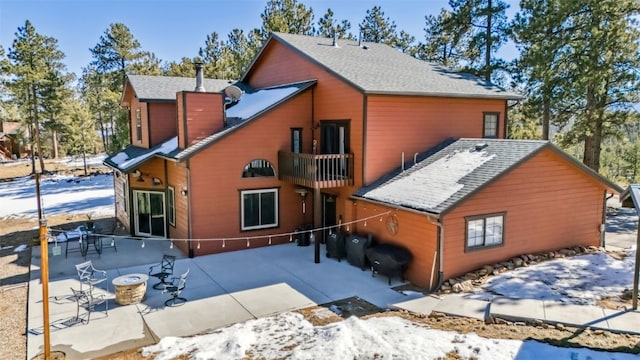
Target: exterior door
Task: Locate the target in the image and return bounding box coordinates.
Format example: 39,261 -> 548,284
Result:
320,121 -> 349,155
322,194 -> 337,243
320,121 -> 350,180
133,190 -> 166,237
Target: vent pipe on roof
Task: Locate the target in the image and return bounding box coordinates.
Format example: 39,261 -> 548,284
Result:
358,32 -> 362,47
194,62 -> 205,92
332,32 -> 339,47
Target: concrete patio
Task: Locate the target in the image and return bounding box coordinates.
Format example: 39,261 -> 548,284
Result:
27,236 -> 423,359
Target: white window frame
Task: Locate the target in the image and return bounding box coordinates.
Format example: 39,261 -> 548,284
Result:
241,188 -> 278,230
167,186 -> 176,227
483,112 -> 499,138
466,213 -> 504,250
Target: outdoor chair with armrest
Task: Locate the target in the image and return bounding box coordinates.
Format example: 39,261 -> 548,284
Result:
162,268 -> 190,307
75,260 -> 108,292
69,287 -> 108,324
148,254 -> 176,290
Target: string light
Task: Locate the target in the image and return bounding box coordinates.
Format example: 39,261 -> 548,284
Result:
46,211 -> 391,249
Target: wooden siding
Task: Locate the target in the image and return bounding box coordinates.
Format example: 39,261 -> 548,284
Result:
441,148 -> 607,280
113,171 -> 130,232
365,95 -> 506,184
182,92 -> 225,147
187,91 -> 313,256
149,102 -> 178,147
167,160 -> 189,254
246,40 -> 365,191
128,159 -> 166,192
127,96 -> 149,148
351,201 -> 439,289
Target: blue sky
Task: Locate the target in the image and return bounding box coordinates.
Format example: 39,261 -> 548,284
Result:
1,0 -> 519,78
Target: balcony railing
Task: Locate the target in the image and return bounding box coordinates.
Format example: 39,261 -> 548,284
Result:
278,151 -> 354,189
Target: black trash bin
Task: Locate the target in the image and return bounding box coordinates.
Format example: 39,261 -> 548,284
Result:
326,232 -> 346,261
346,234 -> 373,270
295,224 -> 312,246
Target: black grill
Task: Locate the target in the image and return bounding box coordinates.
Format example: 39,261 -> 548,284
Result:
365,244 -> 412,285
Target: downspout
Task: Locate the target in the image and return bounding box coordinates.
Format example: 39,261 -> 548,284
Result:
186,161 -> 194,258
602,191 -> 614,248
428,216 -> 444,291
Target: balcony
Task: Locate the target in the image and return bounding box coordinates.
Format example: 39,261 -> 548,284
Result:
278,151 -> 354,189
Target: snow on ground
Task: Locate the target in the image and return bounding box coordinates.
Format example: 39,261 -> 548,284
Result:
1,156 -> 638,359
142,312 -> 638,360
55,153 -> 107,167
471,251 -> 637,305
0,173 -> 114,219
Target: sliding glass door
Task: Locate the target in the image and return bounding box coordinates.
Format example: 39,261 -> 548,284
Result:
133,190 -> 166,237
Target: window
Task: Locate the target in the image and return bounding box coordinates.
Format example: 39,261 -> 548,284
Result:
291,128 -> 302,153
167,186 -> 175,227
483,113 -> 499,138
242,159 -> 275,178
135,108 -> 142,142
466,213 -> 504,250
241,188 -> 278,230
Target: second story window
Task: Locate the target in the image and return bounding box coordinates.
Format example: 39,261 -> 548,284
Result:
242,159 -> 275,178
135,108 -> 142,142
483,113 -> 499,138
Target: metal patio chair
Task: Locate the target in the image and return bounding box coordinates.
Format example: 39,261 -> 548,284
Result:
69,287 -> 108,324
148,254 -> 176,290
162,268 -> 190,307
75,260 -> 108,292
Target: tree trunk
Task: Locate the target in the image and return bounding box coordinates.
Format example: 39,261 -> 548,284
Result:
484,0 -> 492,82
51,129 -> 59,159
542,94 -> 550,140
582,86 -> 603,172
31,84 -> 45,172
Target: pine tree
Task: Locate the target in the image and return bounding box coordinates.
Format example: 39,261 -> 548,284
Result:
316,8 -> 354,39
90,23 -> 149,151
5,20 -> 68,173
260,0 -> 314,39
359,6 -> 397,44
419,9 -> 462,67
560,0 -> 640,172
225,29 -> 260,79
511,0 -> 569,140
446,0 -> 510,82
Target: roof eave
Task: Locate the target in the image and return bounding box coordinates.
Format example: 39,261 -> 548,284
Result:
242,33 -> 366,95
349,194 -> 441,219
364,90 -> 524,100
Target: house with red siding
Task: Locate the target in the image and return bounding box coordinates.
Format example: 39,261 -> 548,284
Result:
104,32 -> 621,289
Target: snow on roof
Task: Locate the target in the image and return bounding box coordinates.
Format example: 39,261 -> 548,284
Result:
226,86 -> 300,120
362,148 -> 495,210
109,137 -> 178,170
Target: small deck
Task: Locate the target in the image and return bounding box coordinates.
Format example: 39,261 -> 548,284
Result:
278,151 -> 354,189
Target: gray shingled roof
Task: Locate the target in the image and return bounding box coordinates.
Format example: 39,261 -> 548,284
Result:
127,75 -> 235,101
355,139 -> 550,214
103,137 -> 178,172
248,33 -> 521,99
